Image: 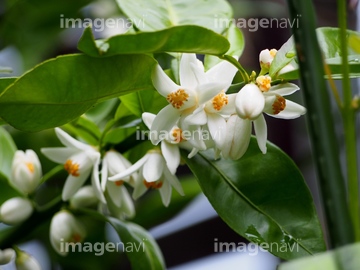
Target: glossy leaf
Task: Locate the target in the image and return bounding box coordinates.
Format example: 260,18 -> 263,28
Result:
279,242 -> 360,270
78,26 -> 230,57
0,78 -> 16,96
109,218 -> 165,270
0,127 -> 17,180
182,137 -> 326,260
116,0 -> 232,33
0,54 -> 156,132
270,27 -> 360,79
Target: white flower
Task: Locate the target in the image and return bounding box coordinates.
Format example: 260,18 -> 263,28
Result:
142,113 -> 181,174
0,197 -> 33,225
101,150 -> 135,218
70,186 -> 99,209
235,79 -> 306,155
221,115 -> 252,160
235,83 -> 265,120
15,250 -> 41,270
150,53 -> 237,145
11,149 -> 42,194
50,210 -> 86,256
41,128 -> 104,203
108,149 -> 184,207
259,48 -> 277,70
0,248 -> 15,265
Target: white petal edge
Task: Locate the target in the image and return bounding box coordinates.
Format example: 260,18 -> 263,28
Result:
143,152 -> 164,182
142,112 -> 156,130
253,114 -> 267,154
161,142 -> 180,174
152,64 -> 179,97
108,154 -> 148,181
269,100 -> 307,119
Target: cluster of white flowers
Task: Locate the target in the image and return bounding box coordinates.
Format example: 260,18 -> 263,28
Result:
0,49 -> 306,259
143,51 -> 306,162
0,247 -> 41,270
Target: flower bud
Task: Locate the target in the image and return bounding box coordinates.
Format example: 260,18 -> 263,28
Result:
15,250 -> 41,270
70,186 -> 99,209
235,83 -> 265,120
11,150 -> 42,194
259,48 -> 277,70
0,197 -> 33,225
50,210 -> 86,256
0,248 -> 15,265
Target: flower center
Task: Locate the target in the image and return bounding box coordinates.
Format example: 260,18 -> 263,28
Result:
64,160 -> 80,177
212,91 -> 228,111
272,95 -> 286,114
143,180 -> 163,189
270,49 -> 277,57
115,180 -> 124,186
256,75 -> 272,92
172,128 -> 186,143
167,89 -> 189,109
26,162 -> 34,173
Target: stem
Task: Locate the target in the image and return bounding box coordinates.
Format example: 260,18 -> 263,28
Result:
286,0 -> 354,247
337,0 -> 360,241
220,55 -> 250,83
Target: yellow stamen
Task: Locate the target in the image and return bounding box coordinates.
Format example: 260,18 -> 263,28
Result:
167,89 -> 189,109
115,180 -> 124,186
212,91 -> 228,111
172,128 -> 186,143
256,76 -> 272,92
272,95 -> 286,114
270,49 -> 277,57
143,180 -> 163,189
64,160 -> 80,177
26,162 -> 34,173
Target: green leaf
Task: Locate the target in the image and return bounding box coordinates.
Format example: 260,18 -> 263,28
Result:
0,127 -> 17,179
270,27 -> 360,80
0,54 -> 156,132
78,26 -> 230,57
182,137 -> 326,260
0,172 -> 22,205
116,0 -> 232,33
279,242 -> 360,270
109,218 -> 165,270
205,23 -> 245,70
0,78 -> 16,96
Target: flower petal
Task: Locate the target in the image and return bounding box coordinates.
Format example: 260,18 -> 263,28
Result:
184,107 -> 207,125
150,105 -> 180,145
62,168 -> 91,201
142,112 -> 156,130
222,116 -> 251,160
219,94 -> 236,115
163,167 -> 184,196
235,83 -> 265,120
161,142 -> 180,174
180,53 -> 201,89
158,180 -> 172,207
269,99 -> 307,119
152,64 -> 179,97
254,114 -> 267,154
206,59 -> 238,90
91,156 -> 106,204
268,83 -> 299,96
132,172 -> 148,200
41,148 -> 79,164
109,154 -> 148,181
143,152 -> 164,182
197,82 -> 226,104
207,113 -> 226,149
55,128 -> 92,151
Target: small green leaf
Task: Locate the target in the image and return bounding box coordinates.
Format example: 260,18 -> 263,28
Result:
0,78 -> 16,96
0,127 -> 17,179
116,0 -> 232,33
0,54 -> 156,132
279,242 -> 360,270
78,26 -> 230,57
0,172 -> 22,204
182,137 -> 326,260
